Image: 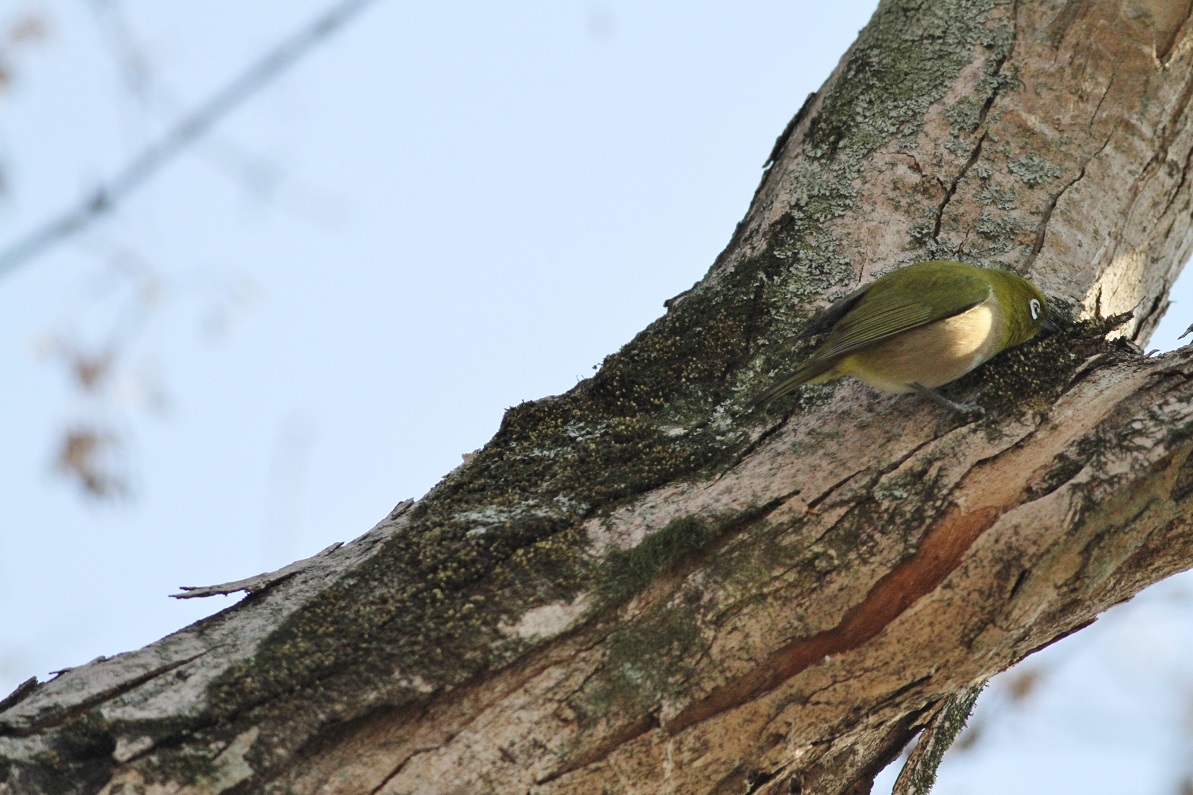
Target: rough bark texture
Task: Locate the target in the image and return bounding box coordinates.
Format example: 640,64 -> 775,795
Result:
5,0 -> 1193,793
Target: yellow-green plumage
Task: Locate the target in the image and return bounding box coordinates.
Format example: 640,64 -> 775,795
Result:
751,260 -> 1055,411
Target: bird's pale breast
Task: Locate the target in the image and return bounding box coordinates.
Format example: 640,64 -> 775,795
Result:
836,299 -> 1003,393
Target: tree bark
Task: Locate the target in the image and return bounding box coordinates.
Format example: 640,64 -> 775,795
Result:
6,0 -> 1193,793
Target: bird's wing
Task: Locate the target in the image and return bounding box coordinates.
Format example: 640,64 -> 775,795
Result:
814,271 -> 992,361
797,284 -> 869,339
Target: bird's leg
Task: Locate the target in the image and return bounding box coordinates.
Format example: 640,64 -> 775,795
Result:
911,383 -> 984,416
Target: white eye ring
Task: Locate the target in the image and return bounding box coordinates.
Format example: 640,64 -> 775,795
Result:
1029,298 -> 1041,320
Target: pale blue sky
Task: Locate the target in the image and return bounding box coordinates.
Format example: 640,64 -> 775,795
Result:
1,3 -> 1189,792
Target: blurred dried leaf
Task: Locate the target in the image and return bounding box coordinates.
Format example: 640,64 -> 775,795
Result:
30,333 -> 115,392
8,12 -> 49,45
0,11 -> 50,99
72,352 -> 112,391
54,426 -> 127,499
1005,668 -> 1042,703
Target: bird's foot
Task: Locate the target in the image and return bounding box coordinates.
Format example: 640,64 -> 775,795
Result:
911,383 -> 985,417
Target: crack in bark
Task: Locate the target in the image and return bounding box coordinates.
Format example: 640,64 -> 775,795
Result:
976,20 -> 1013,133
367,747 -> 419,795
1154,0 -> 1193,62
901,151 -> 926,178
537,711 -> 660,785
929,1 -> 1016,243
1065,344 -> 1129,393
1007,567 -> 1030,600
1134,295 -> 1168,343
870,674 -> 936,715
1029,167 -> 1086,257
689,487 -> 810,622
1026,129 -> 1115,268
717,414 -> 792,483
1158,142 -> 1193,222
933,132 -> 987,241
1046,0 -> 1092,56
744,766 -> 781,794
349,658 -> 566,795
1090,71 -> 1115,125
0,650 -> 209,736
803,468 -> 865,513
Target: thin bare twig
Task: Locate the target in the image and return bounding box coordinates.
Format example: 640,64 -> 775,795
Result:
0,0 -> 379,278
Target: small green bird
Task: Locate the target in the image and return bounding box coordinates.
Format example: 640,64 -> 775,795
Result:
750,260 -> 1057,412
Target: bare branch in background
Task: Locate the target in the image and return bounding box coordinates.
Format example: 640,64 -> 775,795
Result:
87,0 -> 152,101
7,0 -> 367,499
0,0 -> 380,278
88,0 -> 294,203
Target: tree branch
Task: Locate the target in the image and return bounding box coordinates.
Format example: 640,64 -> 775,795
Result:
0,0 -> 379,279
4,0 -> 1193,793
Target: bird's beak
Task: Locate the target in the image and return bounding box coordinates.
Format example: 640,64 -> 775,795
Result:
1040,316 -> 1060,334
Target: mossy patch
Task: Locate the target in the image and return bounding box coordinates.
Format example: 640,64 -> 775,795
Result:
942,307 -> 1136,418
575,601 -> 705,719
596,517 -> 719,607
11,709 -> 121,794
808,0 -> 1012,158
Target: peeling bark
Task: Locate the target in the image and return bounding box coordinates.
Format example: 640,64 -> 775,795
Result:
5,0 -> 1193,793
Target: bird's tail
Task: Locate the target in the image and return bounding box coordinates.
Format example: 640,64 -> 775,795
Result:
747,357 -> 839,409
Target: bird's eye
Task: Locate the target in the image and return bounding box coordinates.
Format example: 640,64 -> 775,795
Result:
1029,298 -> 1041,320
